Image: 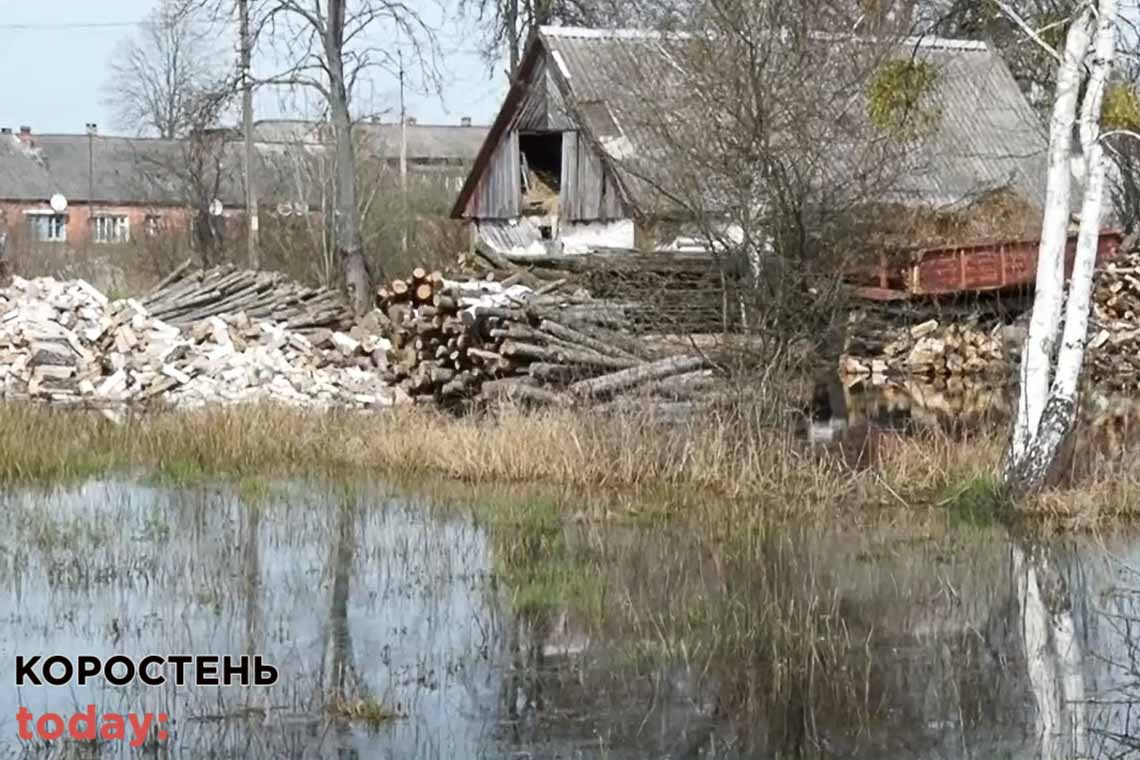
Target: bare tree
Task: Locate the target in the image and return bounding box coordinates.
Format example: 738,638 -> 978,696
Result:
129,85 -> 238,266
257,0 -> 441,315
593,0 -> 933,372
459,0 -> 696,74
920,0 -> 1080,115
103,0 -> 231,139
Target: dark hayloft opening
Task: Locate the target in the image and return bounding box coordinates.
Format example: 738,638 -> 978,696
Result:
520,132 -> 562,216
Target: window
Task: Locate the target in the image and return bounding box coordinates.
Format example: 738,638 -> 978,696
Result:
144,214 -> 165,238
92,215 -> 130,244
26,213 -> 67,243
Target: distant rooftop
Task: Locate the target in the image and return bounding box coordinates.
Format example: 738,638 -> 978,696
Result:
253,119 -> 489,162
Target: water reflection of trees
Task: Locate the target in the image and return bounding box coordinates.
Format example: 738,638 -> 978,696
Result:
488,518 -> 1140,759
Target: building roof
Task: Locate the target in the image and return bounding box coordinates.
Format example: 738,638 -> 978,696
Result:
0,135 -> 55,203
30,134 -> 188,206
453,26 -> 1051,219
0,122 -> 483,208
254,120 -> 489,163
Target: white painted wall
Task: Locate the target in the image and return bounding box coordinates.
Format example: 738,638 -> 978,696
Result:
559,219 -> 636,252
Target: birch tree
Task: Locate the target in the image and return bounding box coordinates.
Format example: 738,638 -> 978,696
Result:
1004,0 -> 1120,496
258,0 -> 440,315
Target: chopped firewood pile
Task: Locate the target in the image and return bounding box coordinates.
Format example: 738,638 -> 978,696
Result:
1089,251 -> 1140,391
844,247 -> 1140,390
0,275 -> 399,409
841,317 -> 1008,383
376,266 -> 723,411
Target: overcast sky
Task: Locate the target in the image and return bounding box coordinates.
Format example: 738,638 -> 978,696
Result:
0,0 -> 509,136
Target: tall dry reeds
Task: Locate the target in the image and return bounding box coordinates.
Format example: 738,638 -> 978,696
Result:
0,401 -> 1008,514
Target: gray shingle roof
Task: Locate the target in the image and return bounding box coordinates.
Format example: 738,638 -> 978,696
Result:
0,134 -> 55,201
536,26 -> 1049,213
30,134 -> 188,206
0,121 -> 484,208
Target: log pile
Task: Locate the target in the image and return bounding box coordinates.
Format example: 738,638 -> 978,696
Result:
458,244 -> 747,335
0,276 -> 401,409
376,267 -> 722,410
142,260 -> 353,333
1089,252 -> 1140,391
841,317 -> 1007,383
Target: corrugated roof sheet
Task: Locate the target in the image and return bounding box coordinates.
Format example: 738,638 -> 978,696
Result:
254,120 -> 488,162
537,26 -> 1050,213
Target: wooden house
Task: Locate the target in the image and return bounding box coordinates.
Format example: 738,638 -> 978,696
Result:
451,27 -> 1071,272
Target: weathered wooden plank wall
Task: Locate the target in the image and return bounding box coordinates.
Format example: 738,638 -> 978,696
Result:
561,131 -> 579,215
518,60 -> 576,132
561,132 -> 625,221
468,130 -> 520,219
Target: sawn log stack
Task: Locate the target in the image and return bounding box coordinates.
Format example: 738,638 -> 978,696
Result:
376,266 -> 721,411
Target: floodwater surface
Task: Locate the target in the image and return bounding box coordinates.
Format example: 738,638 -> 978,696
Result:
1,480 -> 1139,758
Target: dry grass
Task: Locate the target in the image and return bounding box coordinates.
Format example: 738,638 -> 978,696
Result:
0,402 -> 970,501
0,400 -> 1134,525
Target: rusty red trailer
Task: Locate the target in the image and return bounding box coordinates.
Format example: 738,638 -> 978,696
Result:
851,231 -> 1124,301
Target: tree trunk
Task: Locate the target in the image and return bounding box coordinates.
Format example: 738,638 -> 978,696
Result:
570,354 -> 710,399
0,224 -> 10,287
239,0 -> 260,270
1004,0 -> 1117,496
1013,544 -> 1089,759
326,0 -> 374,317
1008,8 -> 1093,463
507,0 -> 520,74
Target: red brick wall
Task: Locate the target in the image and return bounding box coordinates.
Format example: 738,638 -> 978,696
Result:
0,200 -> 192,247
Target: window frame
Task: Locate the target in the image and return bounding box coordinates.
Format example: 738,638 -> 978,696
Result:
91,214 -> 130,245
24,210 -> 68,243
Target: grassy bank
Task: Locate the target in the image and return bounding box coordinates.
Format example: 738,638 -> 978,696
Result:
0,402 -> 1133,525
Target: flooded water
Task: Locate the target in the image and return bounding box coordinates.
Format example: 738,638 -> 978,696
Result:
2,480 -> 1139,758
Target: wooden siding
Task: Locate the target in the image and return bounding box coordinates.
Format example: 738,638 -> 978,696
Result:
517,61 -> 576,132
560,131 -> 578,216
517,60 -> 549,131
560,131 -> 624,221
466,130 -> 520,219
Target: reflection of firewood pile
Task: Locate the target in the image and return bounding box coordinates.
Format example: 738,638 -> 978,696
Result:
845,378 -> 1010,430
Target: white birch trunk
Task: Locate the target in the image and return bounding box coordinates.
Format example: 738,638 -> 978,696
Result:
1005,0 -> 1118,495
1014,545 -> 1089,759
1014,546 -> 1061,755
1009,9 -> 1094,463
1050,0 -> 1117,403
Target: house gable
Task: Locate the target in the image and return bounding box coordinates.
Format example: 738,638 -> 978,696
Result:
450,34 -> 631,225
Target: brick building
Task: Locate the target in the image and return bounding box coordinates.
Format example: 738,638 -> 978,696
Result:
0,119 -> 487,252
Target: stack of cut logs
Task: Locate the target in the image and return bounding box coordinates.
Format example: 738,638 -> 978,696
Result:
459,242 -> 746,335
142,260 -> 353,334
841,317 -> 1007,383
1089,251 -> 1140,391
376,266 -> 722,413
